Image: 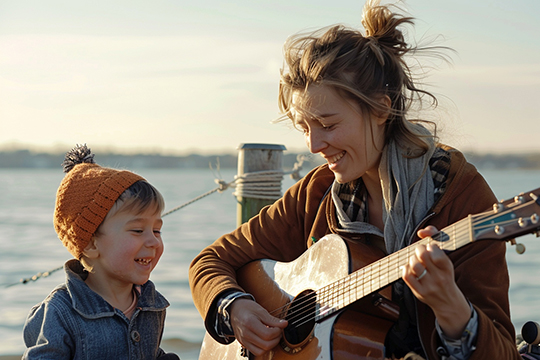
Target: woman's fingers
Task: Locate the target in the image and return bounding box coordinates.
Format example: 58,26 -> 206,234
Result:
417,225 -> 438,239
230,299 -> 287,356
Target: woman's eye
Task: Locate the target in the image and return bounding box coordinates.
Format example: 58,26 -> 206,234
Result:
294,125 -> 308,134
321,123 -> 333,130
131,230 -> 143,234
153,230 -> 162,235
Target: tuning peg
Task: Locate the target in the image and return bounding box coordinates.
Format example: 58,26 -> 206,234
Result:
493,202 -> 505,213
510,239 -> 526,254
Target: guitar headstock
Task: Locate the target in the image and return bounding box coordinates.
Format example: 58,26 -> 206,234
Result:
474,187 -> 540,252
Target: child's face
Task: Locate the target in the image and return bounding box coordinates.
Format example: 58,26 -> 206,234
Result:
92,206 -> 164,287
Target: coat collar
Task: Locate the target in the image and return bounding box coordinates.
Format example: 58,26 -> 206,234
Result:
63,259 -> 169,319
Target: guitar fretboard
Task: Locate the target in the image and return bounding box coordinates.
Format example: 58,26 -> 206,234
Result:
315,216 -> 473,321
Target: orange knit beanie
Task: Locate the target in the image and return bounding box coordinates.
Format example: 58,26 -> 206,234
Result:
54,144 -> 145,259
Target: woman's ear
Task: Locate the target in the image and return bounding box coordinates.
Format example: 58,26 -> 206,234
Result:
82,238 -> 99,259
374,95 -> 392,125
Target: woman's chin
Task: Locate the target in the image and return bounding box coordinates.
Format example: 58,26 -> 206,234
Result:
332,172 -> 350,184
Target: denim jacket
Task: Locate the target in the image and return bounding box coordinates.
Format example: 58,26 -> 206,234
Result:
23,259 -> 171,360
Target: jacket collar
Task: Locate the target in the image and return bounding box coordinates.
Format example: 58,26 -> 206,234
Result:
63,259 -> 169,319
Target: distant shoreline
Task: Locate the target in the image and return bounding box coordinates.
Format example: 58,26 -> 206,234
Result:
0,149 -> 325,170
0,149 -> 540,170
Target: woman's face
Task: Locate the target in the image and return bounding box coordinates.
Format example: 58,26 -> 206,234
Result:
292,85 -> 387,184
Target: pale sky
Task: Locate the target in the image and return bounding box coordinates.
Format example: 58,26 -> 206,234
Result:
0,0 -> 538,155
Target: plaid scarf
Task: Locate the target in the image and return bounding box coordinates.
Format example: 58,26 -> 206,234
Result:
334,145 -> 451,251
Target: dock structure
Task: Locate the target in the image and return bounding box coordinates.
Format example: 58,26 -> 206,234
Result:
236,143 -> 286,226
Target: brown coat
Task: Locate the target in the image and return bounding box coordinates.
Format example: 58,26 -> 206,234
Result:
189,145 -> 520,359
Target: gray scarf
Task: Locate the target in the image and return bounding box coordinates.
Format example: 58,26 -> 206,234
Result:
333,126 -> 435,254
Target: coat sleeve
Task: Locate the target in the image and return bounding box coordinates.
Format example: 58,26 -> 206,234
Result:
188,165 -> 334,341
420,151 -> 521,359
23,298 -> 75,359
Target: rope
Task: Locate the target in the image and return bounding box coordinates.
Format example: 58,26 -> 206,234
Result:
231,154 -> 306,200
4,266 -> 64,287
164,155 -> 305,212
232,170 -> 285,200
161,179 -> 233,217
4,155 -> 307,287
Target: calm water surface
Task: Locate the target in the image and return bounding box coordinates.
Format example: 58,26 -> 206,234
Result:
0,167 -> 538,356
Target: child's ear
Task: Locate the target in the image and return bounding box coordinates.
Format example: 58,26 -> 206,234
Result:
82,238 -> 99,259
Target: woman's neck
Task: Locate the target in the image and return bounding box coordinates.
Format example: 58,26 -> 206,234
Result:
362,170 -> 384,230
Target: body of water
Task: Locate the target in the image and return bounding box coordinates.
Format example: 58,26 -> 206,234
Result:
0,167 -> 539,357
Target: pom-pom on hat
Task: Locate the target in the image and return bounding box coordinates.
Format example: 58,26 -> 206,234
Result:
54,144 -> 145,259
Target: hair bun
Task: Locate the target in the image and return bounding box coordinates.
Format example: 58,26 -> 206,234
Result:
61,144 -> 95,173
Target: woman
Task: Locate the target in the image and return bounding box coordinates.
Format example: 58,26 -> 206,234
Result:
189,1 -> 520,359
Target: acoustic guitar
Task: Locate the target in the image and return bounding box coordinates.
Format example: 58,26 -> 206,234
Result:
199,188 -> 540,359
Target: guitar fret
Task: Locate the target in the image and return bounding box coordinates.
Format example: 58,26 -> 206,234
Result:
366,264 -> 372,295
453,223 -> 457,251
381,255 -> 389,287
374,260 -> 379,289
468,214 -> 473,246
338,276 -> 348,309
356,267 -> 364,301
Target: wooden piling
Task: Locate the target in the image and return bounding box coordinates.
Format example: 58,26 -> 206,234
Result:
236,143 -> 286,226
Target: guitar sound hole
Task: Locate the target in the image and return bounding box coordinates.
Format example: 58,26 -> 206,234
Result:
282,289 -> 316,351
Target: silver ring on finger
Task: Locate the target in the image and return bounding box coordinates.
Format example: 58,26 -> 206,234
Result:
416,268 -> 427,281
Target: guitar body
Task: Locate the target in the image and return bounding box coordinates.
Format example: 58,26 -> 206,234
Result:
199,235 -> 397,360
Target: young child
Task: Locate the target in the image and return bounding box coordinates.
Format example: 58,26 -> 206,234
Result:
23,144 -> 179,360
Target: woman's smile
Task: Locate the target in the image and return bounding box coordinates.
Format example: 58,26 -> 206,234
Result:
293,85 -> 387,184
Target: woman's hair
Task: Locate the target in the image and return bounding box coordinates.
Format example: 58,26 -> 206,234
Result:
80,180 -> 165,272
278,0 -> 449,155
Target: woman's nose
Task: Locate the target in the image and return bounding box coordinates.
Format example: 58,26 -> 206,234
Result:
306,128 -> 326,154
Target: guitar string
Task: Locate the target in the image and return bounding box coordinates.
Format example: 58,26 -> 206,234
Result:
268,226 -> 457,323
269,210 -> 492,325
285,236 -> 445,328
289,226 -> 478,328
314,208 -> 521,317
293,200 -> 536,328
286,196 -> 538,326
279,231 -> 466,327
275,215 -> 475,324
268,200 -> 533,329
314,200 -> 533,313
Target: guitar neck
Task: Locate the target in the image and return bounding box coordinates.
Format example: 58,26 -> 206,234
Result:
313,186 -> 540,321
315,215 -> 475,321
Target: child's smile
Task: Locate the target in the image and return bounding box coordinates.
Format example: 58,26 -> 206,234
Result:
85,206 -> 164,298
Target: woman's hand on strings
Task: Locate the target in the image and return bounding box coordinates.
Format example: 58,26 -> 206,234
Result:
402,225 -> 471,339
229,298 -> 288,356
